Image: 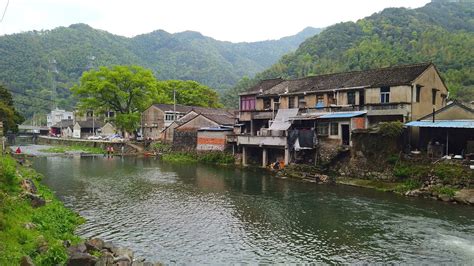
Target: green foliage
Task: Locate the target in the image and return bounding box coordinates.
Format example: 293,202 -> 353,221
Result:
395,178 -> 423,193
0,155 -> 83,265
38,145 -> 104,154
433,163 -> 465,180
72,65 -> 167,134
386,154 -> 400,165
393,163 -> 430,179
0,85 -> 24,134
162,151 -> 235,165
0,155 -> 17,186
0,23 -> 321,118
379,121 -> 404,138
431,186 -> 457,197
157,80 -> 222,108
231,2 -> 474,107
151,142 -> 172,153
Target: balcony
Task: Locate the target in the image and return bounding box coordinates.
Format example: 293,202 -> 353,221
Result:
305,103 -> 410,116
237,134 -> 287,147
239,110 -> 274,121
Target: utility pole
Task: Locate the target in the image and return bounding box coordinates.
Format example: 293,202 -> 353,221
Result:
49,58 -> 58,110
173,89 -> 177,121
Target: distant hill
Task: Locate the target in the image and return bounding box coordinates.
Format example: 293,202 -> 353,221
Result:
223,1 -> 473,107
0,25 -> 322,117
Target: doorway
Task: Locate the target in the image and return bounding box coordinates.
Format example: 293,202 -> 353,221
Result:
341,124 -> 350,146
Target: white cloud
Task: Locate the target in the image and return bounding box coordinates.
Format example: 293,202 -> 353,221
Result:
0,0 -> 430,42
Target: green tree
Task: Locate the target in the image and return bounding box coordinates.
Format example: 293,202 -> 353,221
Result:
71,65 -> 169,134
157,80 -> 222,108
0,85 -> 24,134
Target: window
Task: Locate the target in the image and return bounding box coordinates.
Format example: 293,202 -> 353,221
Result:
328,93 -> 335,105
415,85 -> 421,102
263,98 -> 271,110
380,86 -> 390,103
317,122 -> 329,136
330,123 -> 339,136
165,113 -> 175,121
316,95 -> 324,108
298,96 -> 306,108
288,96 -> 295,108
347,91 -> 356,105
432,89 -> 437,105
240,96 -> 256,111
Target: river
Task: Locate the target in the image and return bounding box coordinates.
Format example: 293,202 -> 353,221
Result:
31,155 -> 474,264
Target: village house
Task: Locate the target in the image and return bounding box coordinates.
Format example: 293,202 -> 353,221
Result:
47,108 -> 74,128
406,101 -> 474,158
171,112 -> 235,150
237,62 -> 449,166
50,119 -> 74,138
142,103 -> 235,142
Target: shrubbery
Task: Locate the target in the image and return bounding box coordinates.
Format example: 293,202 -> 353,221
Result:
162,151 -> 235,165
378,121 -> 404,138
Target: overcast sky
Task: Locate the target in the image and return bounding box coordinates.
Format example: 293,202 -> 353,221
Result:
0,0 -> 430,42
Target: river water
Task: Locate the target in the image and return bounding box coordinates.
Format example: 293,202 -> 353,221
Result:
32,156 -> 474,264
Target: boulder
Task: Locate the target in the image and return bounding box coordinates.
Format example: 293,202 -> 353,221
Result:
102,241 -> 117,253
453,189 -> 474,205
85,237 -> 104,252
114,255 -> 132,265
405,189 -> 431,197
67,243 -> 87,255
95,251 -> 114,266
20,256 -> 35,266
23,192 -> 46,208
114,247 -> 134,261
66,252 -> 97,266
439,195 -> 452,202
20,179 -> 38,194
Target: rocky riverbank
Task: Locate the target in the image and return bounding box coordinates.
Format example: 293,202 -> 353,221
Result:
0,154 -> 161,265
273,160 -> 474,206
66,238 -> 161,266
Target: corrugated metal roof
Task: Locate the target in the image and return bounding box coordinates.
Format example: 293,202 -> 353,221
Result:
405,120 -> 474,128
269,108 -> 299,130
318,111 -> 366,119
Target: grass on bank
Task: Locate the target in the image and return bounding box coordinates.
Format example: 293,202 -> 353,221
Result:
0,155 -> 84,265
39,145 -> 104,154
161,151 -> 235,165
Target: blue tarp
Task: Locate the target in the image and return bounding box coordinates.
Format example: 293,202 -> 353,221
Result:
318,111 -> 366,119
405,120 -> 474,128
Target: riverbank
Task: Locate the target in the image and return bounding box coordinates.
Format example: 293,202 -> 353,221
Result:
0,154 -> 83,264
276,159 -> 474,205
0,154 -> 161,265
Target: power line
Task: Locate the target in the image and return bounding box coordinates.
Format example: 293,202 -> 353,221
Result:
0,0 -> 9,23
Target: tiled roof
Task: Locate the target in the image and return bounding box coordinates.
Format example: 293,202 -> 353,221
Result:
152,103 -> 234,117
76,119 -> 105,129
241,78 -> 285,95
201,113 -> 235,125
51,119 -> 74,128
254,63 -> 433,95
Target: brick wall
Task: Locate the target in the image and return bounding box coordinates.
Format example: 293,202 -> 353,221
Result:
173,130 -> 197,151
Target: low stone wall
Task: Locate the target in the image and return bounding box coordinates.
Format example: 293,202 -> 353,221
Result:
38,136 -> 140,153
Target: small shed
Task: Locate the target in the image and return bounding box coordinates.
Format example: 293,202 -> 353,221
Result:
73,120 -> 104,139
197,127 -> 233,151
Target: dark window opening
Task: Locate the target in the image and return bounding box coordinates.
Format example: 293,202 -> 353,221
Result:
416,85 -> 422,102
263,98 -> 271,110
347,91 -> 356,105
380,86 -> 390,103
432,89 -> 437,105
359,91 -> 365,105
289,96 -> 295,108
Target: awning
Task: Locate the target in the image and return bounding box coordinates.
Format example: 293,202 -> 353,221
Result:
269,108 -> 299,130
318,111 -> 366,119
405,120 -> 474,129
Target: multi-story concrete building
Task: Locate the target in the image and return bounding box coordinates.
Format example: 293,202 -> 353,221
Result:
47,108 -> 74,128
236,63 -> 449,166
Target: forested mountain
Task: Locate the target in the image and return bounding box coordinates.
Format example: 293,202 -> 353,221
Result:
0,25 -> 321,118
223,1 -> 474,107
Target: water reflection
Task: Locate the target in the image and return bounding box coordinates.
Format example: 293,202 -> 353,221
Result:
32,156 -> 474,264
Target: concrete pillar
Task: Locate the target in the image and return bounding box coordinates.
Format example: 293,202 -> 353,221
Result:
284,147 -> 289,166
242,146 -> 247,166
262,148 -> 268,168
250,120 -> 254,136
